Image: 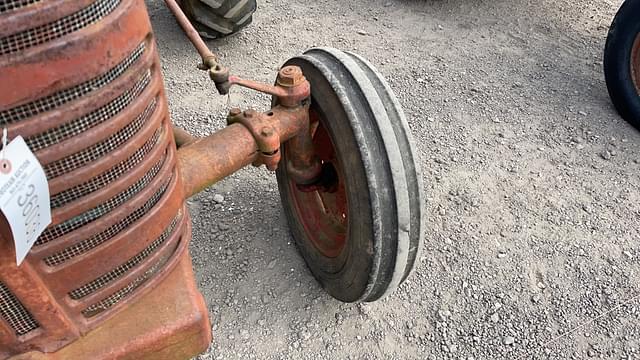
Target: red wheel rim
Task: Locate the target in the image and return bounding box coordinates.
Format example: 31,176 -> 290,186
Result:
632,34 -> 640,94
287,110 -> 348,258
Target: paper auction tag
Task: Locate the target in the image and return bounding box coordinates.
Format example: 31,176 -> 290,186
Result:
0,134 -> 51,265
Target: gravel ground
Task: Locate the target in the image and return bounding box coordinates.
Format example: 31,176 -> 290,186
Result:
147,0 -> 640,358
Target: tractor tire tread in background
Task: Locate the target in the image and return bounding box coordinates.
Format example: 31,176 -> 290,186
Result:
179,0 -> 256,39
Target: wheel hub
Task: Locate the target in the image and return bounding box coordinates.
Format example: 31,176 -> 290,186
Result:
287,110 -> 348,258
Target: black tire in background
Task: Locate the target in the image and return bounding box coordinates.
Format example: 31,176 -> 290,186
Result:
275,48 -> 425,302
179,0 -> 256,39
604,0 -> 640,128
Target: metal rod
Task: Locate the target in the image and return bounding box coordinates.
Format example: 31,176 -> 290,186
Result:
177,123 -> 259,197
163,0 -> 217,65
228,76 -> 288,98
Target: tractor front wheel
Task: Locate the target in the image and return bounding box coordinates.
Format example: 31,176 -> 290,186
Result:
276,48 -> 425,302
604,0 -> 640,127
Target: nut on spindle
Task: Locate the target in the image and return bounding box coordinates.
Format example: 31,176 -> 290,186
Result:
277,66 -> 306,88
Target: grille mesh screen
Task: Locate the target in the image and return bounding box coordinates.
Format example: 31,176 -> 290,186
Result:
71,214 -> 181,300
36,153 -> 168,245
49,122 -> 161,209
0,43 -> 145,126
45,170 -> 170,266
0,282 -> 39,336
81,244 -> 177,318
27,69 -> 151,154
0,0 -> 41,13
43,93 -> 156,181
0,0 -> 120,56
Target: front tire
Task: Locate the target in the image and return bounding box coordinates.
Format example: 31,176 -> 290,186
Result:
604,0 -> 640,127
276,48 -> 425,302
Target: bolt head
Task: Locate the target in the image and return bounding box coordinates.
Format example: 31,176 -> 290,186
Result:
229,108 -> 241,116
277,66 -> 305,87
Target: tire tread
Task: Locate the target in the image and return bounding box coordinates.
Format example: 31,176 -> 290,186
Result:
604,0 -> 640,126
180,0 -> 256,39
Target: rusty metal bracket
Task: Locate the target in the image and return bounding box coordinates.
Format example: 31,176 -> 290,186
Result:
226,109 -> 281,171
160,0 -> 322,192
175,64 -> 323,196
177,102 -> 322,197
208,65 -> 232,95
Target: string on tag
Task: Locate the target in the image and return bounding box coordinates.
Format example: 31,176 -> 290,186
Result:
0,128 -> 10,174
226,86 -> 237,112
1,128 -> 7,160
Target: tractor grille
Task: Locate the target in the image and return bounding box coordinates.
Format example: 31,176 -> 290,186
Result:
37,152 -> 167,245
0,0 -> 41,14
0,43 -> 145,125
0,0 -> 120,56
41,89 -> 156,180
81,240 -> 179,318
70,213 -> 180,301
0,283 -> 39,336
27,69 -> 152,154
0,0 -> 187,353
49,124 -> 161,210
45,172 -> 170,266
